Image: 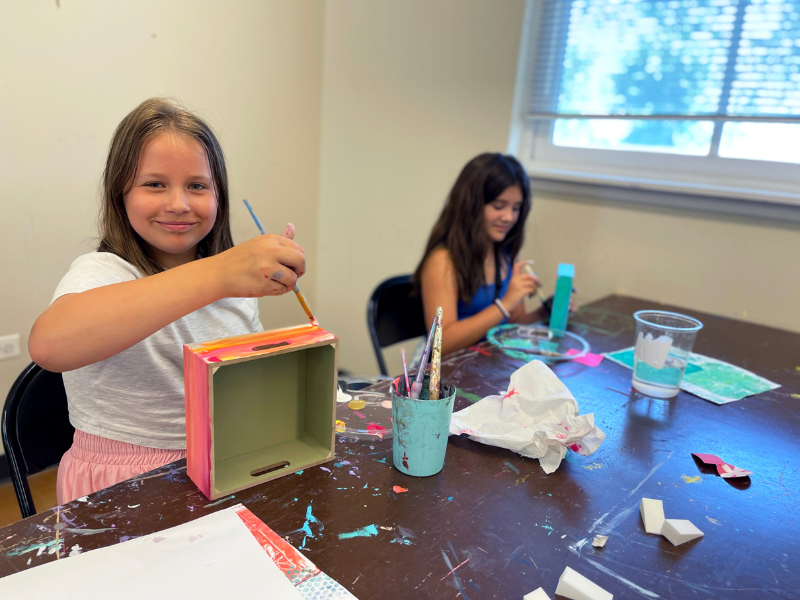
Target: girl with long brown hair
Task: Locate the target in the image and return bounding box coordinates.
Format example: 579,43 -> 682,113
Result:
29,98 -> 305,503
414,153 -> 548,355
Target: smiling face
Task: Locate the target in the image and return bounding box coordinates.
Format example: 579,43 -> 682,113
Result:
123,132 -> 218,269
483,185 -> 523,243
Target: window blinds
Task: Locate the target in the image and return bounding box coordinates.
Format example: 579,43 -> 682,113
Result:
528,0 -> 800,122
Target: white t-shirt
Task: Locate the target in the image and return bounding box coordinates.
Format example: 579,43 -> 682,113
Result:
52,252 -> 262,449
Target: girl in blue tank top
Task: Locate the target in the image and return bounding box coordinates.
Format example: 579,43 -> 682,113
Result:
413,153 -> 549,355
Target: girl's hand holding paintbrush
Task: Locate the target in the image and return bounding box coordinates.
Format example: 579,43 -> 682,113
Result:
209,224 -> 306,298
499,260 -> 541,313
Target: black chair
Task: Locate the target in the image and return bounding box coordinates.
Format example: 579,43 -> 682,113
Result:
1,362 -> 74,518
367,275 -> 427,376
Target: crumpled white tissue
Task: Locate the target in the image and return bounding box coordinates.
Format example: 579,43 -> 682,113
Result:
448,360 -> 605,473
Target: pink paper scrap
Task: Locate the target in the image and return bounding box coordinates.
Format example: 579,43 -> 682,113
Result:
565,348 -> 604,367
691,453 -> 725,465
692,452 -> 752,478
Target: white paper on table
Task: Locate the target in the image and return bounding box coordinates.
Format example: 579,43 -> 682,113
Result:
449,360 -> 605,473
634,332 -> 673,369
0,505 -> 304,600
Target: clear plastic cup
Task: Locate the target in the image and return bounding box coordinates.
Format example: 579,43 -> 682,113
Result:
632,310 -> 703,398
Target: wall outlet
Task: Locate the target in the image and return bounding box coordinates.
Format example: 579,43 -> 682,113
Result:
0,334 -> 21,361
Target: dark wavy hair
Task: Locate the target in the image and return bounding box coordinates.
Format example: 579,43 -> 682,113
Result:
97,98 -> 233,276
413,153 -> 531,302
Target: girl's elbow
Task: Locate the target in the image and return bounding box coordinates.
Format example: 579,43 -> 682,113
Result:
28,326 -> 62,372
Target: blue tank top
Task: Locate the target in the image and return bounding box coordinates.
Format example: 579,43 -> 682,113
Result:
457,257 -> 513,324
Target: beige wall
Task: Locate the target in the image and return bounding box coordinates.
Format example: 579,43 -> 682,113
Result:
317,0 -> 528,375
0,1 -> 324,422
526,195 -> 800,334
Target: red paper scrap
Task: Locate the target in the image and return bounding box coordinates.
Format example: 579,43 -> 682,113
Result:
691,453 -> 725,465
565,348 -> 605,367
692,453 -> 752,478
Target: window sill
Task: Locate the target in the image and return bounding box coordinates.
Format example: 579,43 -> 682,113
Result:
527,166 -> 800,225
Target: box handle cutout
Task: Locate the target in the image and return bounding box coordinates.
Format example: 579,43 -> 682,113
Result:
250,461 -> 290,477
252,341 -> 290,351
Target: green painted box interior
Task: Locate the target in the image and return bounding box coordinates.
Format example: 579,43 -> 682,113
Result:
212,344 -> 335,494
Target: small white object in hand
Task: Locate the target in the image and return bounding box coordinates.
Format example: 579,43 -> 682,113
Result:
592,535 -> 608,548
523,587 -> 551,600
555,566 -> 613,600
661,519 -> 704,546
639,498 -> 665,535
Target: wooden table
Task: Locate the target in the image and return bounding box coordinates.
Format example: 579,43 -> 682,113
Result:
1,296 -> 798,599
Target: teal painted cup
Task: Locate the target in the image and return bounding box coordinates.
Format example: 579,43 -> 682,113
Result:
392,378 -> 456,477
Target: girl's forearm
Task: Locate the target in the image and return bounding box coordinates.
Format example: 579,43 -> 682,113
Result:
440,303 -> 506,355
29,258 -> 225,372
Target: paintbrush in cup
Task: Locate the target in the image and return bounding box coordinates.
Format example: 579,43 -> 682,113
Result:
401,348 -> 410,398
522,259 -> 548,306
428,307 -> 443,400
243,199 -> 318,326
410,315 -> 438,399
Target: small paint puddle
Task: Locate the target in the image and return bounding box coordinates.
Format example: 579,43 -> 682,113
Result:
348,399 -> 367,410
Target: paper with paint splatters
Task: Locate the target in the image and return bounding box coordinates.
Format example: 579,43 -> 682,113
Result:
604,347 -> 780,404
0,505 -> 355,600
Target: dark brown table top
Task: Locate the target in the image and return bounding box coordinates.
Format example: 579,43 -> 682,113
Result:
1,295 -> 798,599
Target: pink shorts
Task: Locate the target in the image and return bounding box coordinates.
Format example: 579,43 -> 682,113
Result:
57,429 -> 186,505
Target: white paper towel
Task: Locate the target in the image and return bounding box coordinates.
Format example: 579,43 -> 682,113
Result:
448,360 -> 605,473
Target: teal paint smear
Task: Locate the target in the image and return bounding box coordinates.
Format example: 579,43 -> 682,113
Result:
6,539 -> 61,557
503,461 -> 520,475
457,388 -> 484,403
338,524 -> 378,539
299,502 -> 324,549
204,494 -> 235,508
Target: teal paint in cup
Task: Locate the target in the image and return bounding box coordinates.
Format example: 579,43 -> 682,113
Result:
391,377 -> 456,477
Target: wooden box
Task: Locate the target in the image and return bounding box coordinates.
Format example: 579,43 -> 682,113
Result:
184,324 -> 337,500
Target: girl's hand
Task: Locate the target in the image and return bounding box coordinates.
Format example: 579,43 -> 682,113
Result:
501,261 -> 540,312
210,223 -> 306,298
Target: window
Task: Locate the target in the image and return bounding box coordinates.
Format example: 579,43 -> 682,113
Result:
510,0 -> 800,209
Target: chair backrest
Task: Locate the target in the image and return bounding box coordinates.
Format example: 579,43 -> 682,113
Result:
367,275 -> 427,376
1,362 -> 73,518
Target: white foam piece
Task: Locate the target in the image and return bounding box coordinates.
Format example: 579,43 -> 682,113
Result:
635,332 -> 673,369
523,587 -> 551,600
555,566 -> 613,600
661,519 -> 704,546
639,498 -> 665,535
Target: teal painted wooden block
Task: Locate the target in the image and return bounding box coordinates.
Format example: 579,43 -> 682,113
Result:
550,263 -> 574,338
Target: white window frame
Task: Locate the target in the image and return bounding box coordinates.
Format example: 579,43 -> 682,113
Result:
507,0 -> 800,220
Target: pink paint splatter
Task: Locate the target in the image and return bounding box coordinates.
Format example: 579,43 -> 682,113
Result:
367,423 -> 389,439
502,388 -> 517,400
353,411 -> 367,419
